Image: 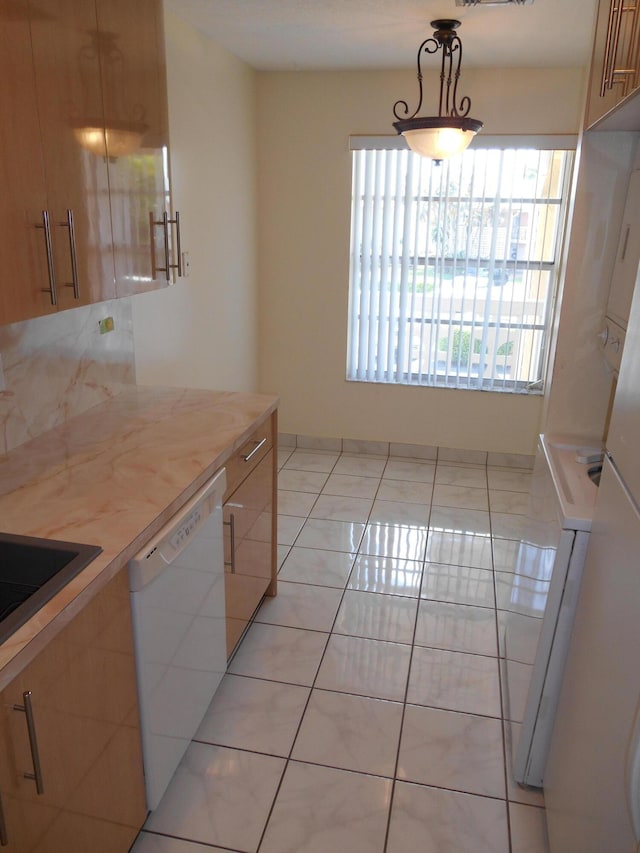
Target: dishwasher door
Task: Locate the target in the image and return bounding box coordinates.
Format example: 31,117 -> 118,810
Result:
129,467 -> 227,810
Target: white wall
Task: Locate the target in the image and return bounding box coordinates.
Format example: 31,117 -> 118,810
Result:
256,68 -> 586,454
132,11 -> 258,393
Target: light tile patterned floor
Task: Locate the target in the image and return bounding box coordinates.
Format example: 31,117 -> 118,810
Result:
131,448 -> 549,853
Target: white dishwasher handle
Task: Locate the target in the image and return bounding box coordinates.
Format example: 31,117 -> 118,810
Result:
129,467 -> 226,591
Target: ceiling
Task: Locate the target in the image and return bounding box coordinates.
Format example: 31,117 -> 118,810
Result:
166,0 -> 599,71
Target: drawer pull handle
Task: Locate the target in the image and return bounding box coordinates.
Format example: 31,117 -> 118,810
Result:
150,210 -> 182,281
14,690 -> 45,794
224,513 -> 236,573
242,437 -> 267,463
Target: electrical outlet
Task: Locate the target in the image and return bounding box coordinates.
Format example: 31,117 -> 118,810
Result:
181,251 -> 191,277
98,316 -> 115,334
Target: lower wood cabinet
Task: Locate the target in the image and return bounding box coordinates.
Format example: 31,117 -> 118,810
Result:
0,569 -> 146,851
224,413 -> 278,658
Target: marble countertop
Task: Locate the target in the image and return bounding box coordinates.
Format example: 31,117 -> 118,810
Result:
0,385 -> 278,689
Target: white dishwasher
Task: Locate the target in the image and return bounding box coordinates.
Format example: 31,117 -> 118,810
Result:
128,467 -> 227,810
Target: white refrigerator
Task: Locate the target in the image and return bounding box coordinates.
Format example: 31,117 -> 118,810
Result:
544,269 -> 640,851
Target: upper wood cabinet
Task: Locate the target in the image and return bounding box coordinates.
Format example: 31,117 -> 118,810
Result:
0,0 -> 58,324
0,0 -> 175,327
0,569 -> 146,851
586,0 -> 640,128
95,0 -> 177,297
29,0 -> 117,311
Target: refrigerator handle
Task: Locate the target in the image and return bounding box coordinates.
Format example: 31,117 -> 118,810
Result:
626,703 -> 640,843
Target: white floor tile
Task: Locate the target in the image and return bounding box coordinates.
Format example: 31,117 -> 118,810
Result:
425,529 -> 493,570
421,562 -> 496,608
228,622 -> 328,686
283,450 -> 339,473
369,498 -> 430,526
433,482 -> 489,511
278,489 -> 317,517
322,472 -> 380,499
360,522 -> 427,561
278,546 -> 355,588
435,464 -> 488,488
196,674 -> 309,756
347,554 -> 423,597
383,458 -> 436,482
309,494 -> 373,523
487,468 -> 533,493
333,589 -> 418,644
430,505 -> 492,536
144,743 -> 285,852
407,646 -> 502,717
386,782 -> 509,853
377,478 -> 433,504
131,833 -> 233,852
260,761 -> 392,853
255,580 -> 343,632
397,704 -> 506,798
315,634 -> 412,701
490,489 -> 530,515
278,468 -> 329,493
277,514 -> 306,546
292,689 -> 403,776
415,599 -> 498,657
333,454 -> 387,477
509,803 -> 550,852
296,518 -> 365,552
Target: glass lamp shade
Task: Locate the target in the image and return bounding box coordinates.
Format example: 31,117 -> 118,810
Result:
394,117 -> 483,161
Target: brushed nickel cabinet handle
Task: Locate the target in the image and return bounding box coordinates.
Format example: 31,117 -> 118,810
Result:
14,691 -> 44,795
59,209 -> 80,299
242,437 -> 267,463
174,210 -> 182,277
150,210 -> 182,280
36,210 -> 57,306
224,513 -> 236,573
0,790 -> 7,845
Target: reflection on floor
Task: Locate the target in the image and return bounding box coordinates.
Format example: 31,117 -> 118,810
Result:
131,446 -> 549,853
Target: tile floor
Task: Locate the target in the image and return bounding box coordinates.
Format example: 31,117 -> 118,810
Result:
131,447 -> 549,853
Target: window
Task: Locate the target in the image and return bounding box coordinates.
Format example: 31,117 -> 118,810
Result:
347,142 -> 574,393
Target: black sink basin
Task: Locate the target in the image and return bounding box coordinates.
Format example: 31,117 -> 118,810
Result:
0,533 -> 102,644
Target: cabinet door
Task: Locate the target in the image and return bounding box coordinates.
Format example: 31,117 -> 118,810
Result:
29,0 -> 116,310
95,0 -> 174,297
224,449 -> 275,657
607,170 -> 640,328
586,0 -> 640,128
0,0 -> 54,325
0,570 -> 146,852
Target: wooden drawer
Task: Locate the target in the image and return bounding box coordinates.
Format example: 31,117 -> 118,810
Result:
224,415 -> 274,499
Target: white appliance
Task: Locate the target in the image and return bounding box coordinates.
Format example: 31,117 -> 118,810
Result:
544,269 -> 640,851
502,435 -> 597,787
128,468 -> 227,810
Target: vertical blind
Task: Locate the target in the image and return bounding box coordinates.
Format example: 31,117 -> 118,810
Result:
347,144 -> 574,393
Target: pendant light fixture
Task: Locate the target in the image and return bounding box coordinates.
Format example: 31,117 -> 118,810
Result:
393,19 -> 483,161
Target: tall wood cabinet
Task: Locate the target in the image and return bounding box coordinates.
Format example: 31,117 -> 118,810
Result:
0,0 -> 176,327
586,0 -> 640,128
0,569 -> 146,852
224,414 -> 278,658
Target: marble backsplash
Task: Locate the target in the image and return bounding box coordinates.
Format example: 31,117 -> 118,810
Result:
0,299 -> 135,455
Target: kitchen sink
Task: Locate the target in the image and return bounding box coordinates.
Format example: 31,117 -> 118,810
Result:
0,532 -> 102,644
